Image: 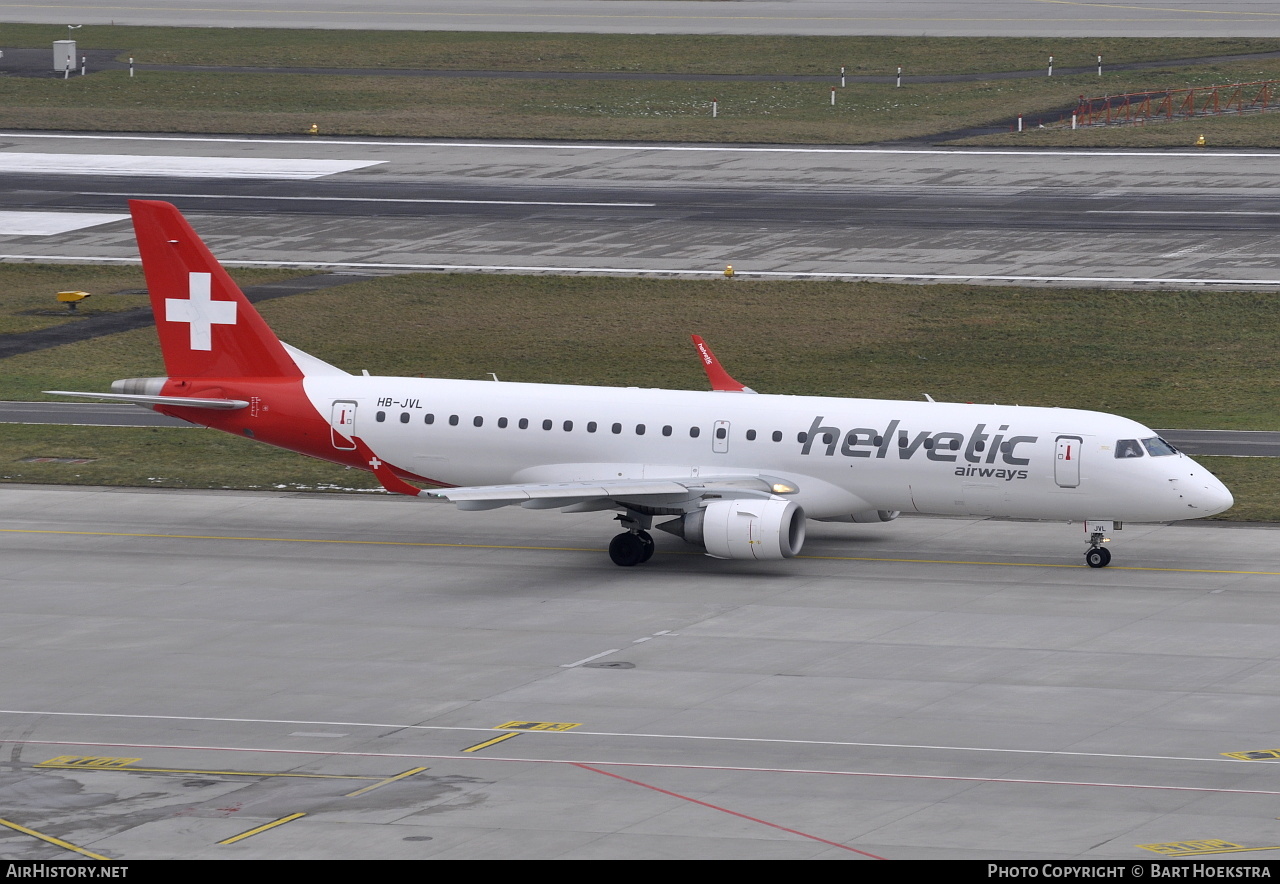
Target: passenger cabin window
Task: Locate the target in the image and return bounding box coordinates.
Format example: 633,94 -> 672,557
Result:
449,415 -> 459,426
746,430 -> 757,441
473,416 -> 483,427
519,418 -> 529,429
1142,436 -> 1178,457
497,417 -> 508,428
662,425 -> 672,437
717,427 -> 730,441
1115,439 -> 1144,458
564,420 -> 573,432
424,413 -> 435,425
400,412 -> 410,424
612,423 -> 622,434
587,422 -> 597,433
772,431 -> 782,442
690,427 -> 701,438
376,411 -> 386,422
542,419 -> 553,430
636,424 -> 646,435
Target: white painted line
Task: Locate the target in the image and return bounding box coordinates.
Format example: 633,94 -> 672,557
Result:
0,212 -> 129,236
1089,210 -> 1280,216
6,133 -> 1280,159
0,708 -> 1261,768
6,736 -> 1280,798
82,190 -> 656,208
560,648 -> 622,668
0,152 -> 382,180
2,254 -> 1277,287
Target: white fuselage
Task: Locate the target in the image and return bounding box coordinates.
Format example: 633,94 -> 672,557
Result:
304,376 -> 1234,523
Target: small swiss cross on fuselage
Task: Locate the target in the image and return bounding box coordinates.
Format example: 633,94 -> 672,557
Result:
165,272 -> 237,351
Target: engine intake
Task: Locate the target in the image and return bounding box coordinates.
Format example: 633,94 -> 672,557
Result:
658,497 -> 805,560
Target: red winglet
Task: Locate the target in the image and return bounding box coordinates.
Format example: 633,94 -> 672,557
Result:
691,335 -> 754,393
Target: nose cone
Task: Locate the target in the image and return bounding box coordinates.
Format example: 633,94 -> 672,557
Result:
1188,466 -> 1234,516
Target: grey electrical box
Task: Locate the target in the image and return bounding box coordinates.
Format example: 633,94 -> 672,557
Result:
53,40 -> 75,73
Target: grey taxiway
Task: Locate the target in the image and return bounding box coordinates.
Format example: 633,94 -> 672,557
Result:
2,483 -> 1279,860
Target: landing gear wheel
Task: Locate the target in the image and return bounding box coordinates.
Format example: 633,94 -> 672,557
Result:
1085,547 -> 1111,569
609,532 -> 646,567
636,530 -> 655,563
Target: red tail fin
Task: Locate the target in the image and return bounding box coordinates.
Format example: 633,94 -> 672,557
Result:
131,200 -> 301,379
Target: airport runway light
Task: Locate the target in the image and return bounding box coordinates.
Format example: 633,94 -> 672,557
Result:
724,265 -> 734,278
1048,55 -> 1054,77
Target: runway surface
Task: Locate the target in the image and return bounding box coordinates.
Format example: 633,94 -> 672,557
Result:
2,402 -> 1277,457
2,0 -> 1279,37
2,133 -> 1280,287
1,483 -> 1279,860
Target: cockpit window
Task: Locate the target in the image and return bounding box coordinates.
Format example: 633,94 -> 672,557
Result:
1115,439 -> 1144,458
1142,436 -> 1178,457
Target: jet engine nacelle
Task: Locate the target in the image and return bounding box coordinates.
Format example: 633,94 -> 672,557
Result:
659,497 -> 806,560
818,509 -> 901,524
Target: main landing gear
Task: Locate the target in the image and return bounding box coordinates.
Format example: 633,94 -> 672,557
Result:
609,512 -> 655,567
1084,519 -> 1119,569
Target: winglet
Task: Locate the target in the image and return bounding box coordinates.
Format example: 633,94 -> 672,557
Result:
691,335 -> 755,393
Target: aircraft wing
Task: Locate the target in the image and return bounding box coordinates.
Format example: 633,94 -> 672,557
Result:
427,474 -> 795,511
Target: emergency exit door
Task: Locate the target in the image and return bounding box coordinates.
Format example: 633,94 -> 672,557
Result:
1055,435 -> 1081,488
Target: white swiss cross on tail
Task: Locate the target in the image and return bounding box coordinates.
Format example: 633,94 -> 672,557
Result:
165,272 -> 237,351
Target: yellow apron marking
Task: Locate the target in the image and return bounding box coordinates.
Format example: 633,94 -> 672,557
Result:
218,812 -> 307,845
344,766 -> 430,797
37,755 -> 140,768
462,732 -> 522,753
0,817 -> 110,860
497,721 -> 582,732
1222,749 -> 1280,760
5,528 -> 1277,575
1139,839 -> 1280,856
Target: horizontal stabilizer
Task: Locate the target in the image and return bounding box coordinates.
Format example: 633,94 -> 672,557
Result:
44,391 -> 249,410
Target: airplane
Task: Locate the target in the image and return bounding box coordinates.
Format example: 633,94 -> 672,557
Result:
48,200 -> 1234,568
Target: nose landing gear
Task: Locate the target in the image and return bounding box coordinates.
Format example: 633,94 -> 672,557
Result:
609,511 -> 656,566
1084,519 -> 1119,568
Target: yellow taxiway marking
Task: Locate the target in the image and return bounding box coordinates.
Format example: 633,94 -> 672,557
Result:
498,721 -> 582,732
1140,839 -> 1280,856
37,755 -> 140,768
4,528 -> 1277,576
462,732 -> 522,754
218,812 -> 307,846
1222,749 -> 1280,761
0,817 -> 110,860
344,766 -> 430,797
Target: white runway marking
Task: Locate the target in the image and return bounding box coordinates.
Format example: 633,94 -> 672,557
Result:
83,190 -> 656,208
0,707 -> 1259,768
6,736 -> 1280,798
6,133 -> 1280,159
0,152 -> 382,180
0,211 -> 129,235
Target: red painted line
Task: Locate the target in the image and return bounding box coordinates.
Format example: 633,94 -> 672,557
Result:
10,738 -> 1280,797
571,762 -> 885,859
